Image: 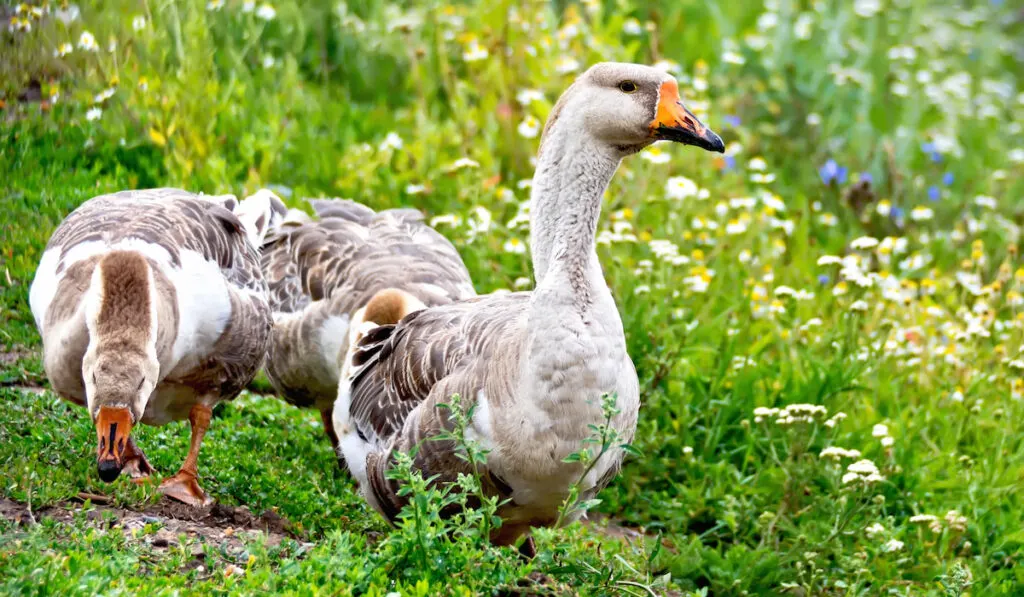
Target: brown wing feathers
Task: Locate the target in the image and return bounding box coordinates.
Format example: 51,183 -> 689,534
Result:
261,198 -> 477,410
262,199 -> 473,317
346,295 -> 529,448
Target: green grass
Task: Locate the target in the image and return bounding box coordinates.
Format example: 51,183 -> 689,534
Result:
2,0 -> 1024,594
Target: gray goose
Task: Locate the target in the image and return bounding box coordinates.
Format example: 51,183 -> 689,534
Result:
334,62 -> 724,551
29,188 -> 282,507
260,199 -> 476,451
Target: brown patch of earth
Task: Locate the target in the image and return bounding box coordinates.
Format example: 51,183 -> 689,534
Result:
0,346 -> 36,366
0,495 -> 307,557
583,511 -> 648,542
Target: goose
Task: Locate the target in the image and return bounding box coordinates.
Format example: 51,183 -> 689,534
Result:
334,62 -> 724,552
260,199 -> 476,453
29,188 -> 283,507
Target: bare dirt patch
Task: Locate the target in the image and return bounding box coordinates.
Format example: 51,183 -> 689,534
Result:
0,346 -> 35,366
583,511 -> 649,542
0,495 -> 304,556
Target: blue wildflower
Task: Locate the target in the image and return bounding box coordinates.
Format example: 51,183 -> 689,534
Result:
723,115 -> 741,128
859,172 -> 873,184
817,274 -> 830,285
723,155 -> 736,171
819,159 -> 847,185
921,142 -> 942,163
943,172 -> 954,186
890,206 -> 905,220
928,186 -> 940,202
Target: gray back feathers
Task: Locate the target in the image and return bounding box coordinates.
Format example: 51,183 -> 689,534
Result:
48,188 -> 265,294
261,198 -> 477,410
262,198 -> 475,316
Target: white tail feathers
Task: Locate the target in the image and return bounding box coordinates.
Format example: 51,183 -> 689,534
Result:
282,208 -> 312,226
235,189 -> 287,247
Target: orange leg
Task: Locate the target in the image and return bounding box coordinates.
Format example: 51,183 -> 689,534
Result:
122,437 -> 154,481
158,404 -> 214,508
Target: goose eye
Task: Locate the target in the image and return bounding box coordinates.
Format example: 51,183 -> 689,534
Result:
618,80 -> 637,94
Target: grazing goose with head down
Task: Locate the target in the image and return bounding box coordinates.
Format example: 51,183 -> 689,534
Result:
29,188 -> 281,507
335,62 -> 724,551
260,199 -> 476,451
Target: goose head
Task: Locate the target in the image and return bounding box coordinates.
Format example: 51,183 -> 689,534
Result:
542,62 -> 725,156
83,349 -> 159,482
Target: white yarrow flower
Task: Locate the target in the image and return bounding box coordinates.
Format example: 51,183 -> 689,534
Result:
665,176 -> 699,200
463,40 -> 489,62
853,0 -> 882,18
515,89 -> 544,106
503,237 -> 527,254
555,56 -> 580,74
849,300 -> 869,312
517,116 -> 541,139
850,236 -> 879,250
865,522 -> 886,538
446,157 -> 480,171
78,31 -> 99,51
622,18 -> 643,36
256,4 -> 276,20
379,132 -> 404,151
911,206 -> 934,221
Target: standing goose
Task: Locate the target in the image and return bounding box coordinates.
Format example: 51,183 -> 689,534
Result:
29,188 -> 281,507
335,62 -> 724,550
260,199 -> 476,451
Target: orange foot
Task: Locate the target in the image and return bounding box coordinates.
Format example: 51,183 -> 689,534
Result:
122,438 -> 154,482
159,472 -> 213,508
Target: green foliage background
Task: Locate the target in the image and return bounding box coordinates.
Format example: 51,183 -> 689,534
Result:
1,0 -> 1023,594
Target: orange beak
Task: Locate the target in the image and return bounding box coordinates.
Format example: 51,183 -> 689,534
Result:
95,406 -> 134,482
650,81 -> 724,153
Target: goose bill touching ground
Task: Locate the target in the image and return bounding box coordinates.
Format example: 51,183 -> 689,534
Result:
259,199 -> 475,456
334,62 -> 724,551
29,188 -> 281,507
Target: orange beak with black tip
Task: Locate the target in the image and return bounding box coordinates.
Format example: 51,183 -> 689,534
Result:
650,81 -> 725,153
95,406 -> 134,482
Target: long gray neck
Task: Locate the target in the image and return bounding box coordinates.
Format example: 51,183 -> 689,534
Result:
529,126 -> 621,303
